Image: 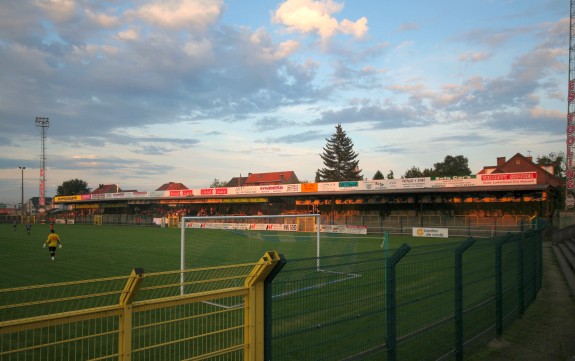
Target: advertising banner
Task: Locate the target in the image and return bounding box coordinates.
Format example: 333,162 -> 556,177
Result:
397,178 -> 430,189
337,181 -> 362,191
430,175 -> 478,188
234,186 -> 258,194
301,183 -> 318,192
478,172 -> 537,186
258,185 -> 285,193
53,195 -> 82,202
318,182 -> 338,192
412,227 -> 449,238
170,189 -> 194,197
364,180 -> 395,190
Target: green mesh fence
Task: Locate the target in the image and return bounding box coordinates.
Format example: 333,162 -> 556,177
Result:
268,231 -> 543,361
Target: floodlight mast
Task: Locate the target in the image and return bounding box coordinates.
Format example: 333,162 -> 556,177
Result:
35,117 -> 49,213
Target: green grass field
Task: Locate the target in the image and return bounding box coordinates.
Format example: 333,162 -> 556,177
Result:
1,222 -> 538,360
0,222 -> 464,289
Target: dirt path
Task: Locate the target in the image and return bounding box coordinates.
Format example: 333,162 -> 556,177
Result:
468,241 -> 575,360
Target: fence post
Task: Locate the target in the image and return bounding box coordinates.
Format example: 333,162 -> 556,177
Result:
244,251 -> 282,361
264,254 -> 287,361
386,243 -> 411,361
518,230 -> 525,318
454,237 -> 475,361
536,231 -> 543,292
118,268 -> 144,361
495,234 -> 513,337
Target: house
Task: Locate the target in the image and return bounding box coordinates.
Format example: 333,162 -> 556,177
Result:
242,171 -> 299,186
477,153 -> 562,188
155,182 -> 189,191
25,197 -> 53,214
91,184 -> 121,194
225,176 -> 249,187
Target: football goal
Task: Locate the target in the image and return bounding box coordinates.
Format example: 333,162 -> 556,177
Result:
179,213 -> 362,297
179,214 -> 321,270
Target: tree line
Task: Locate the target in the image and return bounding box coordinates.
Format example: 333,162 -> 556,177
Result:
55,124 -> 565,195
316,124 -> 564,182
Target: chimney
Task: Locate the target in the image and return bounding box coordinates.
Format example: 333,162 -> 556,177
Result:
526,156 -> 533,162
497,157 -> 506,167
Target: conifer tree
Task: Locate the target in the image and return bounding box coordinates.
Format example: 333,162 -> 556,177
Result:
318,124 -> 362,181
373,170 -> 384,180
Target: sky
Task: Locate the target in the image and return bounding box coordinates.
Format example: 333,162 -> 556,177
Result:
0,0 -> 569,206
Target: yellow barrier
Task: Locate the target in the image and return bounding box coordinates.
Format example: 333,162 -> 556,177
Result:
0,251 -> 281,361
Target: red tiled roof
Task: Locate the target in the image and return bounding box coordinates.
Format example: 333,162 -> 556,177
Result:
91,184 -> 120,194
155,182 -> 188,191
244,171 -> 298,185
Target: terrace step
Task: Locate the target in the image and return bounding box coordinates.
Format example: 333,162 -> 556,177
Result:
552,243 -> 575,298
566,238 -> 575,256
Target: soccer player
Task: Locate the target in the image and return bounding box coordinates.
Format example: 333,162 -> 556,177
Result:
43,229 -> 62,261
25,222 -> 32,235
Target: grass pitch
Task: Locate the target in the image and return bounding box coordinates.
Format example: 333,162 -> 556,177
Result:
1,223 -> 463,288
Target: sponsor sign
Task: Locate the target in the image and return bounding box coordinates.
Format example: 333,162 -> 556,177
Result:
320,224 -> 367,234
336,181 -> 363,191
284,184 -> 301,192
318,182 -> 338,192
235,186 -> 258,194
399,178 -> 429,189
301,183 -> 318,192
170,190 -> 194,196
53,195 -> 82,202
148,191 -> 167,198
185,222 -> 297,232
412,227 -> 449,238
430,175 -> 477,188
364,180 -> 394,190
259,185 -> 285,193
478,172 -> 537,186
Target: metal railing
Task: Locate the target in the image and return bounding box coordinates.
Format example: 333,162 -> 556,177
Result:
269,230 -> 543,361
0,251 -> 282,361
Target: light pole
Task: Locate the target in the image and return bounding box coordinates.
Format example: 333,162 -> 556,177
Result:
18,166 -> 26,217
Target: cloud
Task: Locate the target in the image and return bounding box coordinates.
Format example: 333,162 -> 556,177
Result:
133,0 -> 224,31
254,116 -> 300,131
259,130 -> 322,144
315,105 -> 425,129
272,0 -> 368,40
459,51 -> 491,63
397,22 -> 419,32
35,0 -> 76,22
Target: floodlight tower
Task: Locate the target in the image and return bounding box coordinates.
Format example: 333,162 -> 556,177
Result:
567,0 -> 575,208
35,117 -> 50,213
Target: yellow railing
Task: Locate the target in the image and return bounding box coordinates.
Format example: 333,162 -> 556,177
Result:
0,251 -> 281,361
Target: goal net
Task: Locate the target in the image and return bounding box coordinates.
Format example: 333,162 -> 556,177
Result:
179,214 -> 365,298
180,214 -> 320,269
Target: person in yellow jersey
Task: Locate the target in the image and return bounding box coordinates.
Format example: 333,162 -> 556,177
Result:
43,229 -> 62,261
